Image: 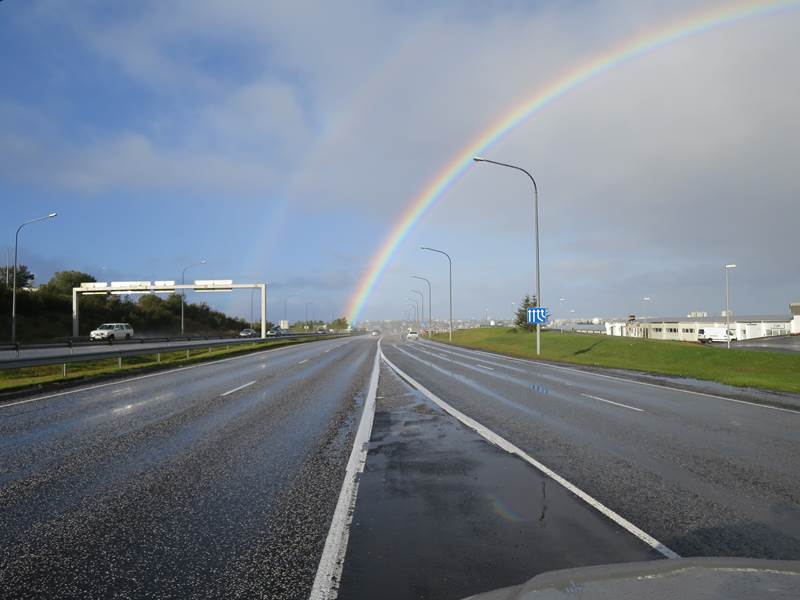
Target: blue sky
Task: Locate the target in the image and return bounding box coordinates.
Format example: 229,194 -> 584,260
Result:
3,1 -> 799,324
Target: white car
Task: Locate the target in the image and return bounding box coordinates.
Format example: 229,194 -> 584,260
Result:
90,323 -> 134,341
406,330 -> 419,340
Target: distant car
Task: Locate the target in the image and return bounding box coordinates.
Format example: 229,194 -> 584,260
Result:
406,330 -> 419,340
316,329 -> 327,334
266,327 -> 282,337
239,328 -> 258,338
90,323 -> 134,341
371,330 -> 380,336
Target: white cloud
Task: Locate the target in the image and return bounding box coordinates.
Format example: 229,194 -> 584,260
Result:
3,1 -> 798,318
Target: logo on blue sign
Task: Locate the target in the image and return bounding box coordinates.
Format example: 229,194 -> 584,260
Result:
527,307 -> 548,324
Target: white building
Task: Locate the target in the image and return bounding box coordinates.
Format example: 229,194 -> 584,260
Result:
606,305 -> 797,342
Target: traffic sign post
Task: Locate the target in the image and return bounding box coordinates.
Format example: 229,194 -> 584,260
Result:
527,307 -> 548,325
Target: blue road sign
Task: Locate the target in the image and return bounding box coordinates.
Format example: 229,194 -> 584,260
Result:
527,307 -> 548,325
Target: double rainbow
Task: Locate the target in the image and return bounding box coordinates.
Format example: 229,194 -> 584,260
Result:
345,0 -> 797,324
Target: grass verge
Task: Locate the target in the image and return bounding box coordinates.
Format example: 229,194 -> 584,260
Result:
433,328 -> 800,395
0,336 -> 328,396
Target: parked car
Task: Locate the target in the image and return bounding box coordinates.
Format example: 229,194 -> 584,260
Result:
406,330 -> 419,340
239,328 -> 258,338
90,323 -> 134,341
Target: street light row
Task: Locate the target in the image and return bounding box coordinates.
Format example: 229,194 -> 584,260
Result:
412,157 -> 541,351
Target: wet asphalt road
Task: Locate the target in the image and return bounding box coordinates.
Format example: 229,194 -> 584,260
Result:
339,363 -> 661,600
0,336 -> 318,364
731,335 -> 800,354
0,336 -> 377,599
381,339 -> 800,560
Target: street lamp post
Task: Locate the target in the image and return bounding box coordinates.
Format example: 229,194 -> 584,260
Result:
725,264 -> 736,349
411,289 -> 425,333
305,301 -> 313,324
181,259 -> 207,335
473,157 -> 541,355
421,246 -> 453,341
11,212 -> 57,342
412,275 -> 432,339
407,303 -> 418,324
284,294 -> 302,325
408,297 -> 419,330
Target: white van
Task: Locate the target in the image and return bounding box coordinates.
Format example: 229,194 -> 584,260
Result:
697,326 -> 734,343
90,323 -> 134,341
406,330 -> 419,340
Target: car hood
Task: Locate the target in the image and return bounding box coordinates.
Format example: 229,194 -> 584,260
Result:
462,557 -> 800,600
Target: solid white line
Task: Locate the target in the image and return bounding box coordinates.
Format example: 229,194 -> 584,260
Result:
581,393 -> 644,412
298,359 -> 309,365
220,381 -> 256,397
425,341 -> 800,415
380,350 -> 680,560
310,340 -> 381,600
475,363 -> 494,371
0,342 -> 316,410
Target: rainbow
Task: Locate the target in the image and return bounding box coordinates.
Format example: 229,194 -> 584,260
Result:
344,0 -> 797,324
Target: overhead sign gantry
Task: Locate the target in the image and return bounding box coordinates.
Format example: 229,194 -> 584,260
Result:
72,280 -> 267,338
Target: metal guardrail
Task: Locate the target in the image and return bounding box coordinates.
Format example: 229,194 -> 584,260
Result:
0,333 -> 351,370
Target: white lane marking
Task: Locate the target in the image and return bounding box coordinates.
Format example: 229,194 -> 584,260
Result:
581,393 -> 644,413
381,350 -> 680,560
298,359 -> 309,365
0,342 -> 319,410
475,363 -> 494,371
220,381 -> 256,397
310,340 -> 382,599
425,341 -> 800,415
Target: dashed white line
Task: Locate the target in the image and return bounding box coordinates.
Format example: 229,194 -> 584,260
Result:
475,363 -> 495,371
380,350 -> 679,560
580,393 -> 644,413
425,341 -> 800,415
298,359 -> 309,365
0,343 -> 311,410
220,381 -> 256,397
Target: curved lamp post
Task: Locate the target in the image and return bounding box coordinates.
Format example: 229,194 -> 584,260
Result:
12,212 -> 57,342
181,259 -> 207,335
412,275 -> 432,339
421,246 -> 452,341
473,157 -> 541,355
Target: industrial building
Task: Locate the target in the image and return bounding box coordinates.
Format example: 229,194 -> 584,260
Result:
605,303 -> 800,342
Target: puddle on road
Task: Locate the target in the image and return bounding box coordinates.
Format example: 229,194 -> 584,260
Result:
338,362 -> 662,600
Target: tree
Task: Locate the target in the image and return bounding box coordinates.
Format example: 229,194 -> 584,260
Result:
514,294 -> 538,332
0,264 -> 35,289
329,317 -> 349,331
42,270 -> 96,296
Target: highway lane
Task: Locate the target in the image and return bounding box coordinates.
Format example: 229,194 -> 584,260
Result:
0,335 -> 334,364
0,335 -> 375,599
382,339 -> 800,560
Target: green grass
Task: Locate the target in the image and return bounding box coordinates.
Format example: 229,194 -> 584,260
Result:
0,337 -> 323,394
433,328 -> 800,395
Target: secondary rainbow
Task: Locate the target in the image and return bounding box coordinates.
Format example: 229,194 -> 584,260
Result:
345,0 -> 798,324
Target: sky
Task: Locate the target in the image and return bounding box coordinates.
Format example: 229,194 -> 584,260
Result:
2,0 -> 799,325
